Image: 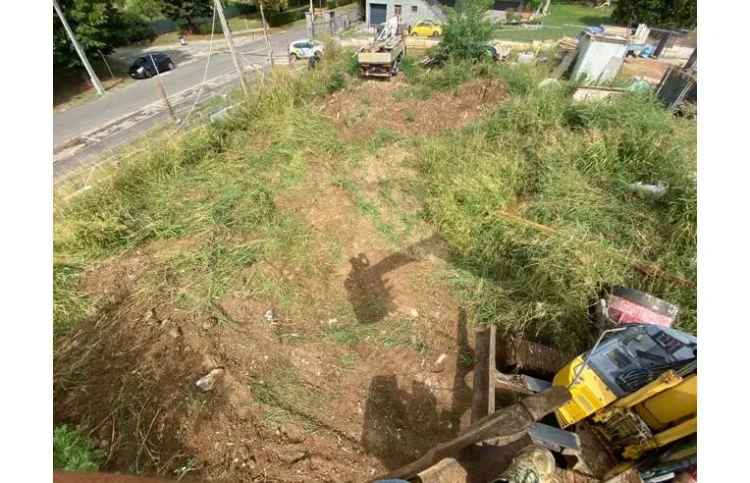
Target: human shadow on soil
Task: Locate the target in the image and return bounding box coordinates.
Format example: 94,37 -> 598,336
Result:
361,308 -> 475,470
344,234 -> 445,324
53,292 -> 236,477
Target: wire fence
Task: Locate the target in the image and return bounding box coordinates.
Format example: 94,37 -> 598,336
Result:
308,8 -> 362,38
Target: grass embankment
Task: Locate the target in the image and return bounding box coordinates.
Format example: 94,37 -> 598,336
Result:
146,15 -> 264,46
54,46 -> 352,336
494,2 -> 613,42
55,48 -> 696,352
409,63 -> 696,350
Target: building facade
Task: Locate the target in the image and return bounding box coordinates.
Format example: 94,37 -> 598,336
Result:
365,0 -> 445,28
363,0 -> 525,28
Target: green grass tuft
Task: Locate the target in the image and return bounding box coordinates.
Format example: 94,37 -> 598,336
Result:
53,425 -> 103,472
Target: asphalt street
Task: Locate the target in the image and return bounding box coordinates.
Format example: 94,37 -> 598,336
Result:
53,22 -> 310,180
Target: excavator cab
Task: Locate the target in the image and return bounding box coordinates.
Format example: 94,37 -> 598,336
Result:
553,324 -> 697,461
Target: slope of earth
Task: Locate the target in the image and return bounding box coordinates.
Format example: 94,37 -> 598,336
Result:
53,57 -> 510,482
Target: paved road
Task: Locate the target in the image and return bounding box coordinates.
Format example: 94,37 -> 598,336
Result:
53,22 -> 309,180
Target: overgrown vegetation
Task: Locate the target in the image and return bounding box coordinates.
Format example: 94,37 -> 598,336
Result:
54,44 -> 354,334
53,425 -> 103,471
55,43 -> 696,355
410,62 -> 696,351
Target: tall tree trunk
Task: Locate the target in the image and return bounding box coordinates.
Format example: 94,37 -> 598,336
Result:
259,3 -> 274,67
185,15 -> 197,34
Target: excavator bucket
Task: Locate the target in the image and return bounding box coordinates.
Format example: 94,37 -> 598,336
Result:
371,386 -> 571,482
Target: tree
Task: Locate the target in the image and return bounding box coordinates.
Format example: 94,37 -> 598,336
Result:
122,0 -> 166,20
612,0 -> 697,29
161,0 -> 213,33
432,0 -> 497,63
53,0 -> 154,70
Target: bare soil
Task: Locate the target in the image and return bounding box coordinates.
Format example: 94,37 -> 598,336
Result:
53,77 -> 506,481
320,75 -> 508,142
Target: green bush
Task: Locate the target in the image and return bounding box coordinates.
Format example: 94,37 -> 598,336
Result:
431,0 -> 497,63
267,7 -> 307,27
613,0 -> 697,29
53,425 -> 103,471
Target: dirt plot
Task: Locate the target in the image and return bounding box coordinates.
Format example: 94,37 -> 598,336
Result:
53,77 -> 503,481
320,75 -> 508,141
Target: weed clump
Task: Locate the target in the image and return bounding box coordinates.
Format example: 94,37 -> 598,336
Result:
53,425 -> 103,471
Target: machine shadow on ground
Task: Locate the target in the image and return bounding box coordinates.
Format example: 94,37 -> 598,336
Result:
360,308 -> 476,470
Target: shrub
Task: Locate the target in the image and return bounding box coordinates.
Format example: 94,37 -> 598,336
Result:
267,7 -> 307,27
431,0 -> 497,63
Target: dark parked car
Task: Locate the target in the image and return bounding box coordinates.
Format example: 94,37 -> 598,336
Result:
128,53 -> 175,79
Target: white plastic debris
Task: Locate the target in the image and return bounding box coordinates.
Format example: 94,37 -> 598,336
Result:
517,51 -> 536,64
196,368 -> 225,392
627,181 -> 668,198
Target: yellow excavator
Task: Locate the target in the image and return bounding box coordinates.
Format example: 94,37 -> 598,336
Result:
553,323 -> 697,463
376,287 -> 697,483
552,286 -> 697,477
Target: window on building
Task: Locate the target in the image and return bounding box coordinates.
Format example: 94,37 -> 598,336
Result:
395,5 -> 402,15
411,5 -> 418,13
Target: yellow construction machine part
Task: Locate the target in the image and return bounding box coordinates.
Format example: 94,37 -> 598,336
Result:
635,374 -> 697,431
623,416 -> 698,460
592,370 -> 685,423
552,355 -> 618,428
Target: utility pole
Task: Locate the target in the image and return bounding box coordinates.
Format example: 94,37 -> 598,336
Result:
213,0 -> 250,96
53,0 -> 105,96
258,2 -> 275,67
309,0 -> 315,39
148,55 -> 179,124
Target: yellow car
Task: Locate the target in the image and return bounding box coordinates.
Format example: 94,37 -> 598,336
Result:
410,20 -> 442,38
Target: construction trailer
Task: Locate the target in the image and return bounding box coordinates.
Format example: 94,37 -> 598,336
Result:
357,15 -> 406,78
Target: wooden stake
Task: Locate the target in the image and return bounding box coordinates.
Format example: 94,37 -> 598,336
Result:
471,325 -> 497,423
